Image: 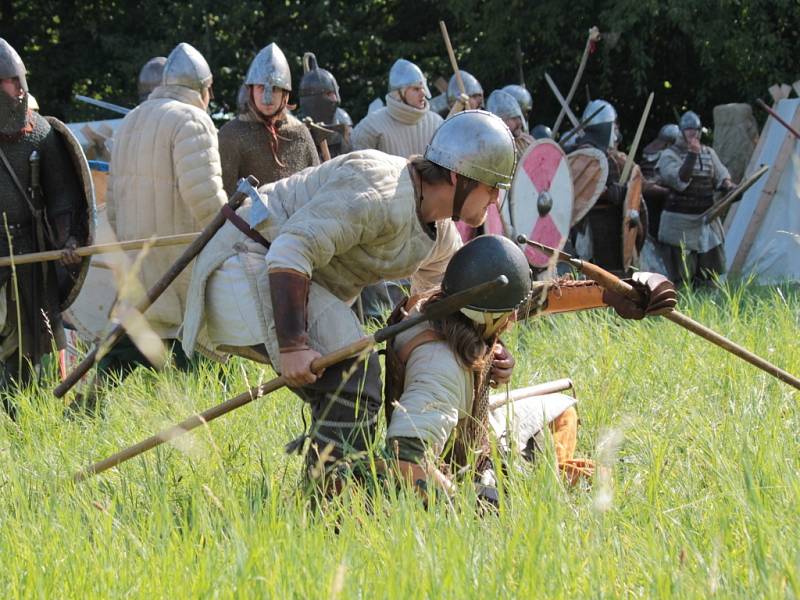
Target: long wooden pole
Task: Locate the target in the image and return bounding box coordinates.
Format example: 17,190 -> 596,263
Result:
553,26 -> 601,132
439,21 -> 466,97
54,176 -> 260,398
702,164 -> 769,223
518,235 -> 800,391
756,98 -> 800,140
619,92 -> 654,185
0,233 -> 199,267
73,276 -> 508,482
489,378 -> 574,410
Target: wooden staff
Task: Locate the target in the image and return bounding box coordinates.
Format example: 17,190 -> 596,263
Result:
619,91 -> 654,185
73,276 -> 508,482
489,378 -> 574,410
702,164 -> 769,223
517,235 -> 800,391
0,232 -> 199,267
756,98 -> 800,140
553,26 -> 601,132
439,21 -> 466,98
54,176 -> 260,399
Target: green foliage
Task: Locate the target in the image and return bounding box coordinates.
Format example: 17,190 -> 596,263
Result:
2,1 -> 798,140
0,283 -> 799,596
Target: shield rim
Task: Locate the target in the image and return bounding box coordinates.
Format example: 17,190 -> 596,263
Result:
622,164 -> 644,272
567,146 -> 609,225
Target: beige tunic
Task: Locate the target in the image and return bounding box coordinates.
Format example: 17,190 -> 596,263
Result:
106,85 -> 227,338
181,150 -> 461,356
351,93 -> 443,158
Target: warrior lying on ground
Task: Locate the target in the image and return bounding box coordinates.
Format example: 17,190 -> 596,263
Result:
381,235 -> 677,506
181,111 -> 517,479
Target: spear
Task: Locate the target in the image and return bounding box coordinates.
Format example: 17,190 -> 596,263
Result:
72,275 -> 508,483
0,233 -> 198,267
702,164 -> 769,223
553,26 -> 601,132
619,91 -> 654,185
517,235 -> 800,391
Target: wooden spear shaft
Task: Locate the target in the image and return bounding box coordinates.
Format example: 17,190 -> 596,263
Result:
553,26 -> 601,132
0,233 -> 199,267
489,378 -> 574,410
619,91 -> 654,185
518,236 -> 800,391
439,20 -> 466,97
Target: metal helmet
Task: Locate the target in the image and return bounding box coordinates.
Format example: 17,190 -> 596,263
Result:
501,84 -> 532,114
137,56 -> 167,102
582,99 -> 617,126
245,43 -> 292,106
658,123 -> 680,144
424,110 -> 515,189
163,43 -> 212,92
334,107 -> 352,127
388,59 -> 431,99
486,89 -> 523,122
0,38 -> 27,93
679,110 -> 702,131
442,234 -> 532,313
299,52 -> 339,124
447,70 -> 483,106
531,124 -> 552,140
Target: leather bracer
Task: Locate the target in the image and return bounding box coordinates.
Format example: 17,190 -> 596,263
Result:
268,269 -> 311,353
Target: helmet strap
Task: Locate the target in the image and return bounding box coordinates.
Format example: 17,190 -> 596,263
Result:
451,174 -> 478,222
460,308 -> 513,338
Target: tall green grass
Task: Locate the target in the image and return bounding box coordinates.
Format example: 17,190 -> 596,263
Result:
1,281 -> 798,598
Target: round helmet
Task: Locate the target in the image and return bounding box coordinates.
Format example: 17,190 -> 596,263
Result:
582,99 -> 617,126
531,124 -> 553,140
245,43 -> 292,106
501,84 -> 532,114
424,110 -> 515,190
447,70 -> 483,106
163,43 -> 212,92
388,58 -> 431,99
299,52 -> 339,124
0,38 -> 28,93
581,99 -> 617,149
137,56 -> 167,102
658,123 -> 680,144
486,89 -> 523,122
442,235 -> 532,315
679,110 -> 702,131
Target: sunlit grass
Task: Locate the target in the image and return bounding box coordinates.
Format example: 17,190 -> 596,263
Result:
1,281 -> 798,597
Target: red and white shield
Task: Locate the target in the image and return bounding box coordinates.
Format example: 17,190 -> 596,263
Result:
508,139 -> 574,268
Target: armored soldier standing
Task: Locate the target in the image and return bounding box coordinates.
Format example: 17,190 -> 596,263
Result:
656,111 -> 734,285
218,43 -> 319,195
297,52 -> 352,159
137,56 -> 167,103
501,84 -> 533,132
0,39 -> 87,408
486,89 -> 534,156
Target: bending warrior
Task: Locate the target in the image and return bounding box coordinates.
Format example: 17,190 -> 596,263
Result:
0,38 -> 86,405
219,43 -> 318,195
104,42 -> 228,378
384,235 -> 677,502
656,111 -> 734,285
351,59 -> 443,158
297,52 -> 352,159
181,111 -> 516,478
570,99 -> 644,274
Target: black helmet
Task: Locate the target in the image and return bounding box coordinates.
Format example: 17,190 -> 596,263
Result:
442,235 -> 532,312
531,124 -> 553,140
299,52 -> 339,124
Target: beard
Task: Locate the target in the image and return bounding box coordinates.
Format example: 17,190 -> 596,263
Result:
0,90 -> 29,137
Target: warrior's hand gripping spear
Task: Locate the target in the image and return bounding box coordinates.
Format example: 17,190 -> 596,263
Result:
518,235 -> 800,391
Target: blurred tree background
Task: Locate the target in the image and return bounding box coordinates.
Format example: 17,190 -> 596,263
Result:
2,0 -> 798,140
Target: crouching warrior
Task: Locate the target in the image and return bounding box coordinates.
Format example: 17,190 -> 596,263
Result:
383,235 -> 677,506
181,110 -> 516,484
0,39 -> 93,405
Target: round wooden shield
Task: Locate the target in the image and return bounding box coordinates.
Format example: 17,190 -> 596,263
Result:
567,147 -> 608,225
622,164 -> 644,272
508,139 -> 574,268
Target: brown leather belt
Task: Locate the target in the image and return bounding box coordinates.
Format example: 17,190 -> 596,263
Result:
221,204 -> 270,248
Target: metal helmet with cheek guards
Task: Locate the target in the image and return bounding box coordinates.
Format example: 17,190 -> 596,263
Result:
299,52 -> 339,124
0,38 -> 28,93
580,99 -> 617,149
442,234 -> 532,329
487,89 -> 523,122
424,110 -> 515,190
679,110 -> 702,131
388,58 -> 431,99
137,56 -> 167,102
501,84 -> 532,114
658,123 -> 680,144
163,43 -> 212,92
245,42 -> 292,106
447,70 -> 483,107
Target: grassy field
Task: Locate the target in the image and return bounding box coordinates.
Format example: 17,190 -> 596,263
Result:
1,280 -> 799,598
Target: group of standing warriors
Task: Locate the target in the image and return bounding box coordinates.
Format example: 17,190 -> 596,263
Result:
1,37 -> 680,503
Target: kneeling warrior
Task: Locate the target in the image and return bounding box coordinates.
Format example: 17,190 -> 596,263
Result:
181,110 -> 516,480
383,235 -> 677,505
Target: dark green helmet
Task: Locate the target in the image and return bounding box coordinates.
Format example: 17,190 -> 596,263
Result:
442,235 -> 532,312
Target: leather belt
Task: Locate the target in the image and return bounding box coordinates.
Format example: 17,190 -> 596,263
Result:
221,204 -> 270,248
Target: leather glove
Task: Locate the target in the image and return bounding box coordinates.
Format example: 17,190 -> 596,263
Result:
602,272 -> 677,320
268,269 -> 311,352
